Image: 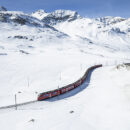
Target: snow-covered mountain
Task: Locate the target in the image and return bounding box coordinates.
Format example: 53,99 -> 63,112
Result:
0,6 -> 7,11
0,8 -> 70,55
33,9 -> 130,53
0,7 -> 130,57
53,15 -> 130,55
32,9 -> 48,20
32,9 -> 81,25
0,6 -> 130,94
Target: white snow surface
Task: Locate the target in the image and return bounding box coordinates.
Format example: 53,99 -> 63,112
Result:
0,8 -> 130,130
0,66 -> 130,130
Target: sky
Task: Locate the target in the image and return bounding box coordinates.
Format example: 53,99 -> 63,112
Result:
0,0 -> 130,18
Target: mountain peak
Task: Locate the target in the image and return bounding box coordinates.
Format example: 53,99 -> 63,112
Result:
38,9 -> 81,25
96,16 -> 126,25
51,9 -> 80,18
32,9 -> 48,20
32,9 -> 80,25
0,6 -> 7,11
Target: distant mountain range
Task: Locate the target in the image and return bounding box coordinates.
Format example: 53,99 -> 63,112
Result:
0,6 -> 130,56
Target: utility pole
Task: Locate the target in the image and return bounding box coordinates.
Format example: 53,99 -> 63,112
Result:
58,85 -> 60,99
27,77 -> 30,88
59,72 -> 61,81
58,72 -> 61,100
15,94 -> 17,110
80,64 -> 82,71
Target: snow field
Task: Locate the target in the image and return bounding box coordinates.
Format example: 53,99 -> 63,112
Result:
0,65 -> 130,130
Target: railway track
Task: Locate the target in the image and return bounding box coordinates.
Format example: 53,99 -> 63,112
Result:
0,64 -> 102,110
0,100 -> 37,110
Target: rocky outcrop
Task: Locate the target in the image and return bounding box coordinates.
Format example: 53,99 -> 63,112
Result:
0,6 -> 7,11
33,10 -> 81,25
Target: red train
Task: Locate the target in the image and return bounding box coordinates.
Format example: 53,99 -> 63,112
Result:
37,64 -> 102,101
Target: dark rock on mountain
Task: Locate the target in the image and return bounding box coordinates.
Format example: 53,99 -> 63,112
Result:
0,6 -> 7,11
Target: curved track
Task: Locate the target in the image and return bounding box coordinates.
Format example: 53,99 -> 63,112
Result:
38,64 -> 102,101
0,64 -> 102,110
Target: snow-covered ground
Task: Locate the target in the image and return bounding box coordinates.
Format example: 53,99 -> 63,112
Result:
0,7 -> 130,130
0,65 -> 130,130
0,41 -> 129,107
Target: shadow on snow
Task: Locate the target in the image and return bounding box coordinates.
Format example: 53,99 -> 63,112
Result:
44,68 -> 96,102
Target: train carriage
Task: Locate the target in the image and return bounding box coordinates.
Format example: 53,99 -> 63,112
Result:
38,92 -> 51,101
74,79 -> 82,88
37,64 -> 102,101
82,75 -> 86,83
67,85 -> 74,91
60,87 -> 67,94
51,90 -> 60,97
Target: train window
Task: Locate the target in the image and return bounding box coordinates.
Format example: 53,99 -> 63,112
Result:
44,94 -> 49,97
62,89 -> 66,92
69,86 -> 72,89
53,91 -> 57,95
70,86 -> 74,88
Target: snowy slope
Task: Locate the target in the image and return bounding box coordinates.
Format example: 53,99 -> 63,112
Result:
0,65 -> 130,130
54,17 -> 130,55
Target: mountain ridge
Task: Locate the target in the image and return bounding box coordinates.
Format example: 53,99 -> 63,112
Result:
0,6 -> 130,57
